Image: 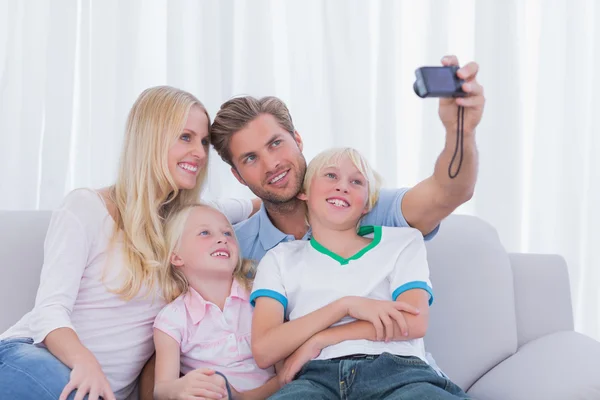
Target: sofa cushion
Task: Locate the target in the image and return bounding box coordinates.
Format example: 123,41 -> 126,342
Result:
424,215 -> 518,390
0,211 -> 52,332
467,331 -> 600,399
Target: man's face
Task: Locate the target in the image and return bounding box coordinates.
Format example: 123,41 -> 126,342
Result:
228,113 -> 307,205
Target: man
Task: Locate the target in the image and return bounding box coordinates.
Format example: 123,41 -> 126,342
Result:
210,56 -> 484,261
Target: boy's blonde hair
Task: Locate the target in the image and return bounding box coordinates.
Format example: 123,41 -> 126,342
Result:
302,147 -> 383,215
161,203 -> 255,303
108,86 -> 209,301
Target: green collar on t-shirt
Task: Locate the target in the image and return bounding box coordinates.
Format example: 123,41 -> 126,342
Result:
309,225 -> 382,265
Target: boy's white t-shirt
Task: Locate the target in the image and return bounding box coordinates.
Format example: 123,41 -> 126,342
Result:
250,225 -> 434,362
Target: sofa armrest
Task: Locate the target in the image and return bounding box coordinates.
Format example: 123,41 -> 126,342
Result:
509,253 -> 574,348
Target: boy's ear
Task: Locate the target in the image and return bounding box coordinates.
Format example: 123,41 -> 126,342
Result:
297,191 -> 308,201
362,203 -> 370,215
170,252 -> 184,267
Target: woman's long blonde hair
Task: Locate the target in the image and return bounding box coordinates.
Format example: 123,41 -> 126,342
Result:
109,86 -> 209,300
161,203 -> 255,303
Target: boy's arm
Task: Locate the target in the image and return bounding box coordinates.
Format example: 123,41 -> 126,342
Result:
251,249 -> 351,369
277,289 -> 430,385
251,296 -> 348,369
251,295 -> 420,369
316,289 -> 430,346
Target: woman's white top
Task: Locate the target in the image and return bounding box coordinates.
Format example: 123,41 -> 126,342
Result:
0,189 -> 253,399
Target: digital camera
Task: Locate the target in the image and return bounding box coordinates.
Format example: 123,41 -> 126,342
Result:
413,66 -> 466,98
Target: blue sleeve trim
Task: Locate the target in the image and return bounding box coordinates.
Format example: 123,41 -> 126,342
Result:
392,281 -> 434,306
423,224 -> 440,241
250,289 -> 288,314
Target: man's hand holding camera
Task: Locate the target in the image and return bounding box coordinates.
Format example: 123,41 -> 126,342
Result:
438,55 -> 485,136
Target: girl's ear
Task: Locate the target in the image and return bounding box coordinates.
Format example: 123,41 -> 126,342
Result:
171,252 -> 184,267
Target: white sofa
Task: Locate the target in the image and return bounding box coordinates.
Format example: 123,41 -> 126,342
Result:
1,211 -> 600,399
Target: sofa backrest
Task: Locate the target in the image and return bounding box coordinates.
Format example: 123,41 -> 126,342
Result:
0,211 -> 51,333
1,210 -> 519,393
424,214 -> 518,390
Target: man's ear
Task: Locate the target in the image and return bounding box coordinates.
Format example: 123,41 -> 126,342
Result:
231,166 -> 247,187
171,252 -> 184,267
293,130 -> 303,152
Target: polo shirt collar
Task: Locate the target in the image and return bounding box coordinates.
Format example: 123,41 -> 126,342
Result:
257,204 -> 312,251
184,280 -> 248,324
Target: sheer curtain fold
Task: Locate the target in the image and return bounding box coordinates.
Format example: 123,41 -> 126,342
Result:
0,0 -> 598,339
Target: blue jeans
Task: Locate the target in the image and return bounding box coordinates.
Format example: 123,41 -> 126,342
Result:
0,337 -> 87,400
269,352 -> 471,400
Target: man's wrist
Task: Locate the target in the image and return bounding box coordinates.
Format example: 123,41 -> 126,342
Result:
445,125 -> 476,137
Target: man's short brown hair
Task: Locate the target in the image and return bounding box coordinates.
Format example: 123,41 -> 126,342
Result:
210,96 -> 295,166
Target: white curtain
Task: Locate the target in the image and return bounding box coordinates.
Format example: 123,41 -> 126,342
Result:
1,0 -> 599,340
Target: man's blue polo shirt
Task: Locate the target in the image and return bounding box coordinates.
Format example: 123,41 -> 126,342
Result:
234,188 -> 440,262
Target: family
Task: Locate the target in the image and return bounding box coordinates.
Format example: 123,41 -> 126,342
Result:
0,55 -> 485,400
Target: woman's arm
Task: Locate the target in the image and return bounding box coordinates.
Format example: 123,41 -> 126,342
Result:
29,191 -> 115,400
204,198 -> 260,224
45,328 -> 115,400
250,198 -> 262,216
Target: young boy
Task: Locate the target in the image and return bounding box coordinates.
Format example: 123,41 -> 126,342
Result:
250,147 -> 470,399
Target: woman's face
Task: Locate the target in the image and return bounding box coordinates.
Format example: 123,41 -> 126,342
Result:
167,106 -> 210,190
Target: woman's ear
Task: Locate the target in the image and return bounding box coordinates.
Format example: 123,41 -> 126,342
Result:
171,252 -> 184,267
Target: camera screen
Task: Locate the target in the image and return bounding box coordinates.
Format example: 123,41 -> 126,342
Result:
425,68 -> 456,91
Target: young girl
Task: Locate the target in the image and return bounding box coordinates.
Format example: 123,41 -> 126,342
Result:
250,147 -> 471,399
0,86 -> 257,400
153,204 -> 281,400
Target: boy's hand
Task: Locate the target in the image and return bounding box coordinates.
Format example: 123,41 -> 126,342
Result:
344,297 -> 420,341
279,336 -> 324,385
172,368 -> 228,400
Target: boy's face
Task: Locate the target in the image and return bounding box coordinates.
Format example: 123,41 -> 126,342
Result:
302,155 -> 369,230
171,207 -> 239,278
228,114 -> 307,205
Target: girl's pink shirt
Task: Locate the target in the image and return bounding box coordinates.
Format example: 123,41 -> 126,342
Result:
153,280 -> 275,391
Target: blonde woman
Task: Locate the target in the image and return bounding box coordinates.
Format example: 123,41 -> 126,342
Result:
0,86 -> 258,400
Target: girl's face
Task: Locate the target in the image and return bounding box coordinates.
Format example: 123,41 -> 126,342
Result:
171,207 -> 239,278
167,105 -> 210,190
300,155 -> 369,230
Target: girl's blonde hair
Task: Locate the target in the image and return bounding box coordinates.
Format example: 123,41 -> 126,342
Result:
302,147 -> 383,216
161,203 -> 255,303
109,86 -> 210,300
